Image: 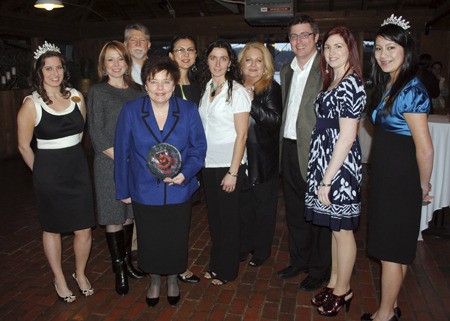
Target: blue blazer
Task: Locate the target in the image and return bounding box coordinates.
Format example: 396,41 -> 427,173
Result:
114,95 -> 207,205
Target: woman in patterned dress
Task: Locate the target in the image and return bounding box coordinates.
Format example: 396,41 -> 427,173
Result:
17,42 -> 95,303
304,26 -> 366,316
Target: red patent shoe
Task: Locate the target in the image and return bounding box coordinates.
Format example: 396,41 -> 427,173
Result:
318,288 -> 353,317
311,287 -> 333,307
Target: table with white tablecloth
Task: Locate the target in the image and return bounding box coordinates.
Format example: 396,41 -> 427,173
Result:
420,114 -> 450,239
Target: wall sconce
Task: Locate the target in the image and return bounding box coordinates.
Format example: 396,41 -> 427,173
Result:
34,0 -> 64,11
34,0 -> 106,20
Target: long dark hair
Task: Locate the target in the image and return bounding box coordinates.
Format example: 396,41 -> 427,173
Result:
198,39 -> 241,102
321,26 -> 363,91
32,51 -> 71,104
168,34 -> 199,82
370,23 -> 418,114
97,41 -> 140,90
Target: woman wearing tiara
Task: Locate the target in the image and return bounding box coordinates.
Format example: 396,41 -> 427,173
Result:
17,42 -> 96,303
362,15 -> 433,321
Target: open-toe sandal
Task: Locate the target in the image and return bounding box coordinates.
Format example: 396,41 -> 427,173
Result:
54,282 -> 76,303
72,273 -> 94,296
211,277 -> 228,286
203,270 -> 217,280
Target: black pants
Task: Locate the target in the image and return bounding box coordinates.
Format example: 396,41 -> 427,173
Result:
239,174 -> 279,261
281,139 -> 331,279
202,166 -> 246,281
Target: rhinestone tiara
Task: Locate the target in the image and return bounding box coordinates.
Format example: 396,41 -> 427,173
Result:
381,14 -> 410,30
34,41 -> 61,60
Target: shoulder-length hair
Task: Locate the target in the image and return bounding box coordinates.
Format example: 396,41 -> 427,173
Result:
237,42 -> 274,95
370,24 -> 418,114
168,34 -> 200,82
320,26 -> 363,91
97,41 -> 140,90
198,39 -> 241,102
32,51 -> 71,105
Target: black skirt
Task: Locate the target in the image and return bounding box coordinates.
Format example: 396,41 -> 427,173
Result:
367,128 -> 422,264
132,200 -> 191,274
33,144 -> 95,233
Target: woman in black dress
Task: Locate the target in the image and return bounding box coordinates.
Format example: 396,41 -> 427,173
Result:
168,34 -> 201,284
17,42 -> 96,303
362,15 -> 434,321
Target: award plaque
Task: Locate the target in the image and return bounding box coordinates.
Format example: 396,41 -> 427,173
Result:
146,143 -> 182,179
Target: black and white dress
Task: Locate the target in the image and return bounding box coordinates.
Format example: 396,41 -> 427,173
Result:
304,74 -> 366,231
28,89 -> 95,233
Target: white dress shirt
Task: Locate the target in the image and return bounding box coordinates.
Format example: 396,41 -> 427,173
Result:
283,52 -> 318,140
131,61 -> 142,85
199,80 -> 251,168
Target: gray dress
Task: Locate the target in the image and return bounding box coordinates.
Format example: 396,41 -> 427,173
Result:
87,82 -> 144,225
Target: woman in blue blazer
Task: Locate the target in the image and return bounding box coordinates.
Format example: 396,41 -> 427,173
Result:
114,56 -> 206,307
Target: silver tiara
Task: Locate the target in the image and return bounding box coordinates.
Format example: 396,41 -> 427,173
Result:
381,14 -> 410,30
34,41 -> 61,60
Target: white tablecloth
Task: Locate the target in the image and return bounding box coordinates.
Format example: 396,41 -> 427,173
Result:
419,114 -> 450,239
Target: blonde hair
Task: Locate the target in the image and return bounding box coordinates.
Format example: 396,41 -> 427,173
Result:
238,42 -> 274,95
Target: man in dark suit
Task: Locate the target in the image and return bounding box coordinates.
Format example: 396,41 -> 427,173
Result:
277,14 -> 331,291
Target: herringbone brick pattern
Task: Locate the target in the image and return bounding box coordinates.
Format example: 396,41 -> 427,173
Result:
0,157 -> 448,321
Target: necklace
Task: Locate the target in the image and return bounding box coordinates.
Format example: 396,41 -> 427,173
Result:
210,80 -> 226,97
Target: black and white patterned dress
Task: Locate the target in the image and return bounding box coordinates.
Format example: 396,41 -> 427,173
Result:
304,74 -> 366,231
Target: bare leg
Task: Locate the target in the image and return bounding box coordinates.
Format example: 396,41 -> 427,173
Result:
326,233 -> 338,288
373,261 -> 403,321
73,228 -> 92,290
333,230 -> 356,295
43,231 -> 74,300
106,224 -> 124,233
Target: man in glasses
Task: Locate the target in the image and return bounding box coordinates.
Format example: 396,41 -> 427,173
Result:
278,14 -> 331,292
124,23 -> 151,85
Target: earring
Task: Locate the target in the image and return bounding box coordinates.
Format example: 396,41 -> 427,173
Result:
103,70 -> 108,76
227,66 -> 230,72
191,64 -> 197,72
325,63 -> 329,74
125,70 -> 129,76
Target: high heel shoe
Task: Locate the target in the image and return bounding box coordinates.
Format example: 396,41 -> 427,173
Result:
311,287 -> 333,307
146,296 -> 159,307
72,273 -> 94,296
361,307 -> 401,321
318,288 -> 353,317
167,294 -> 180,306
54,282 -> 76,303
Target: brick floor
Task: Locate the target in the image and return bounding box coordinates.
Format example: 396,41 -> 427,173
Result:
0,157 -> 449,321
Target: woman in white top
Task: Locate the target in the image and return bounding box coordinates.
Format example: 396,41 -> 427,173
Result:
198,39 -> 251,285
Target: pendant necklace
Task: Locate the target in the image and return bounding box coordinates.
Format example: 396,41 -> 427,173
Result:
210,80 -> 226,97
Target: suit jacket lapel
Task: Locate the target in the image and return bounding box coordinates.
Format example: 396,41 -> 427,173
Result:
142,96 -> 162,143
161,97 -> 181,142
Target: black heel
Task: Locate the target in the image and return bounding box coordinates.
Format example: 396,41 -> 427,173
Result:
167,294 -> 180,306
146,296 -> 159,307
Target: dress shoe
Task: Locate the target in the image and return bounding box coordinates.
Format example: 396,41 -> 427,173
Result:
167,294 -> 180,306
297,275 -> 328,292
177,272 -> 200,284
318,288 -> 353,317
146,296 -> 159,307
276,265 -> 307,279
361,307 -> 401,321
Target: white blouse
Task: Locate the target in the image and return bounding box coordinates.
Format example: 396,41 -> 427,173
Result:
199,80 -> 251,168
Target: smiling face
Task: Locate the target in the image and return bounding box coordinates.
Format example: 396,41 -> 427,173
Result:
169,38 -> 197,71
125,29 -> 151,61
375,36 -> 405,80
323,34 -> 349,75
41,56 -> 64,89
145,70 -> 175,107
240,47 -> 265,83
104,48 -> 127,80
289,22 -> 319,65
207,47 -> 230,80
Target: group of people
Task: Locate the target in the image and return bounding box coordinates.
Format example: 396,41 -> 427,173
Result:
17,12 -> 434,321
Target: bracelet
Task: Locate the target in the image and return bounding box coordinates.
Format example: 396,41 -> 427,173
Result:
319,181 -> 331,187
228,171 -> 238,177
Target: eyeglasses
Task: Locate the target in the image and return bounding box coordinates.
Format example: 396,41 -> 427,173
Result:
289,32 -> 314,41
173,48 -> 197,55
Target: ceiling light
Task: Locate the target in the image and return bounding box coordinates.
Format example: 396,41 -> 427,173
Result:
34,0 -> 64,11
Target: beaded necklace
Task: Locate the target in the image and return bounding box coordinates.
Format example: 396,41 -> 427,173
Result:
210,80 -> 226,97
